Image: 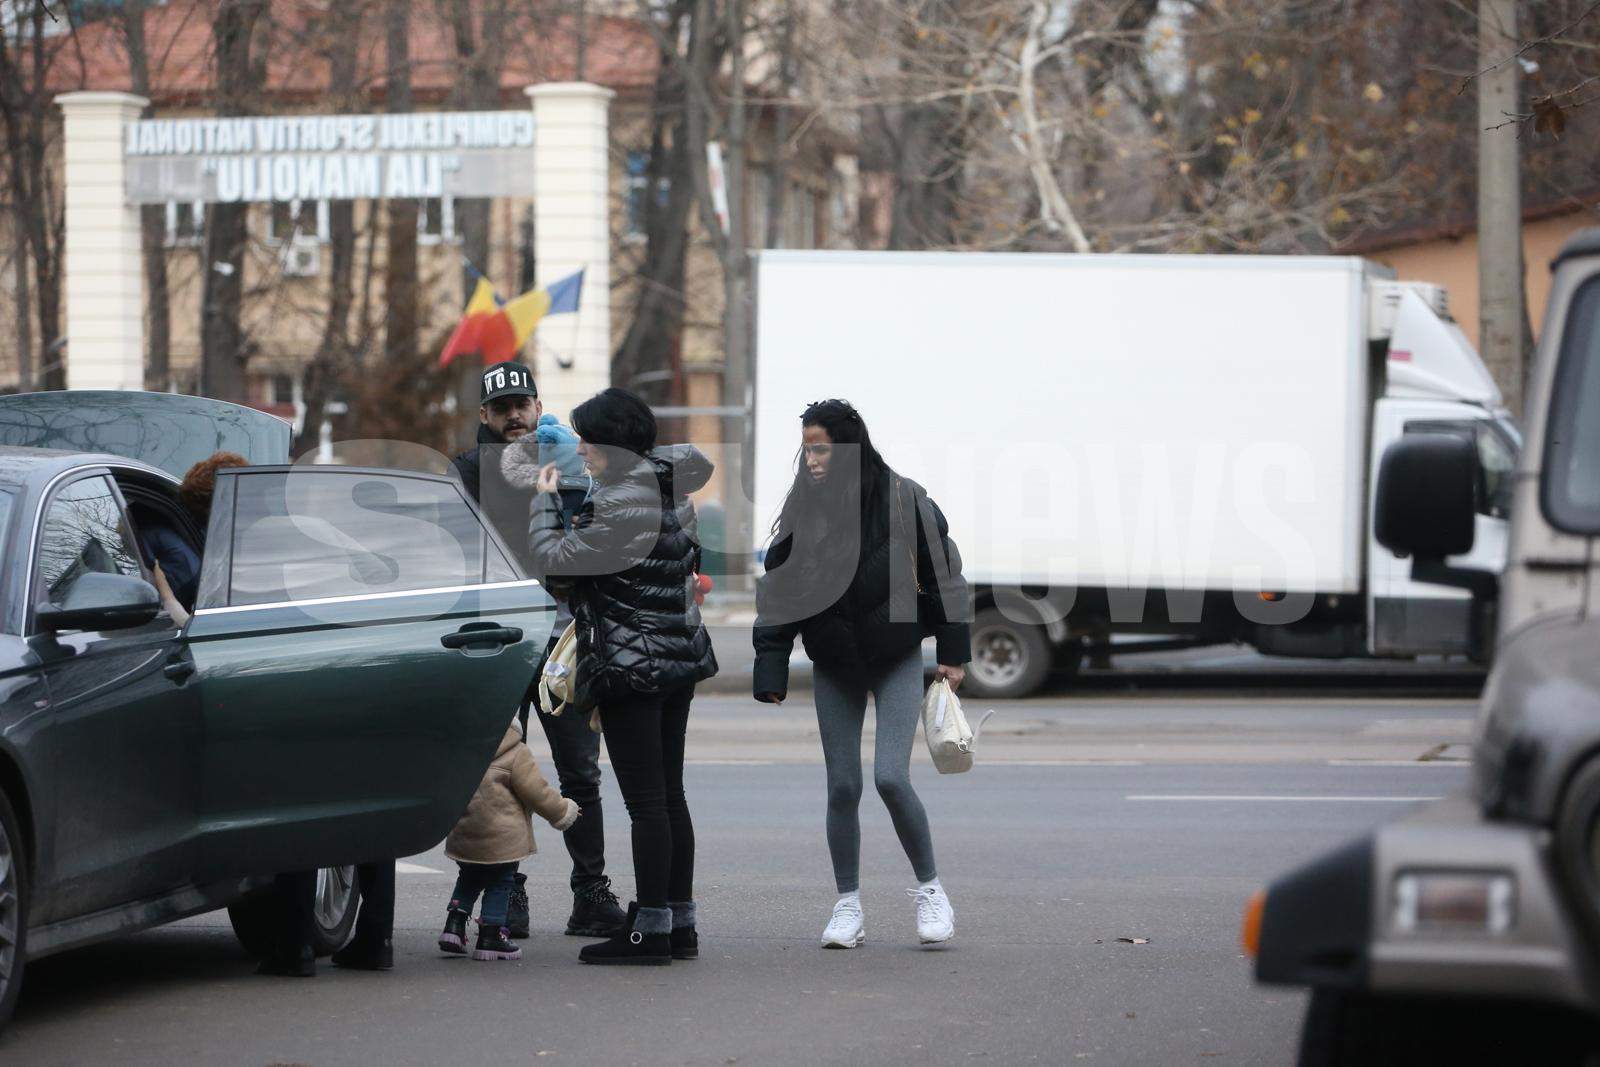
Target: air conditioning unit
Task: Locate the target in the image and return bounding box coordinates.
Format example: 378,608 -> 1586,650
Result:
283,242 -> 322,278
1367,280 -> 1450,340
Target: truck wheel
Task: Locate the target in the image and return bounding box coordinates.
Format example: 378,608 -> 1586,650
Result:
228,865 -> 361,958
0,789 -> 28,1031
1297,989 -> 1600,1066
965,608 -> 1051,699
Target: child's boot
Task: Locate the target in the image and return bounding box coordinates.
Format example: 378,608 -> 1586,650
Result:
472,921 -> 523,961
437,907 -> 469,955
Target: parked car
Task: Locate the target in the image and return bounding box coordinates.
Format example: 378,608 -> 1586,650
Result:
1248,229 -> 1600,1065
0,391 -> 553,1027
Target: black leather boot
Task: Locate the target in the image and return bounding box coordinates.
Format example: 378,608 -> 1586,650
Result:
331,936 -> 393,970
507,873 -> 531,939
578,902 -> 671,966
437,908 -> 469,955
256,944 -> 316,977
567,876 -> 627,938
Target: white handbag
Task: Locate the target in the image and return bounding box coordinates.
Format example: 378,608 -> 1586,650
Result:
921,678 -> 994,774
539,621 -> 580,710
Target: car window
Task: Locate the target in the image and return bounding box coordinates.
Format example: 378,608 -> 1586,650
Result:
1544,275 -> 1600,532
35,476 -> 143,609
225,471 -> 515,607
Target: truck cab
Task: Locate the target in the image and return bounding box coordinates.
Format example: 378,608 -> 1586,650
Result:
1251,228 -> 1600,1066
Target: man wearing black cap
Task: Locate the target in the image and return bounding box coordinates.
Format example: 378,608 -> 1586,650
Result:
452,361 -> 627,941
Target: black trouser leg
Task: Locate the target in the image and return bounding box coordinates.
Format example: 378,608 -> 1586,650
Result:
659,685 -> 696,904
538,697 -> 606,892
352,861 -> 395,944
599,694 -> 671,909
274,869 -> 317,959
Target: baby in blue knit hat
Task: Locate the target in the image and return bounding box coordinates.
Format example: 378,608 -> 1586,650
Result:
535,413 -> 586,477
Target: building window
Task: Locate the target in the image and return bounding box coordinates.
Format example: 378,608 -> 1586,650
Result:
164,201 -> 205,247
269,373 -> 296,406
418,197 -> 458,244
267,199 -> 329,245
624,150 -> 669,241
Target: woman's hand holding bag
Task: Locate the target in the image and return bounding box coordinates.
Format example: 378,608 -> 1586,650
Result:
921,677 -> 994,775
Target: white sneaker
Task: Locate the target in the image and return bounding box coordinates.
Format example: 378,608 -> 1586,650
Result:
909,882 -> 954,944
821,894 -> 865,948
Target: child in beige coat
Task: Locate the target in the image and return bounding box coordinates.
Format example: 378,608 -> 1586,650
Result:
439,717 -> 579,961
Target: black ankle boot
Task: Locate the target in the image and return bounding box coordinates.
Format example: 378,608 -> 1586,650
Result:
578,902 -> 671,966
256,944 -> 316,977
438,908 -> 469,955
507,873 -> 531,939
567,876 -> 627,938
331,935 -> 393,971
670,900 -> 698,960
472,921 -> 522,961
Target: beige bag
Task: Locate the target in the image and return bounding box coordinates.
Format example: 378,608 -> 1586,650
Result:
539,622 -> 603,734
921,678 -> 994,774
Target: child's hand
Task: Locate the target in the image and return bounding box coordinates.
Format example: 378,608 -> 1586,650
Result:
553,798 -> 581,832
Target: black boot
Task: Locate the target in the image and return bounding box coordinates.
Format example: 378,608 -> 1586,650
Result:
256,944 -> 316,978
437,908 -> 469,955
670,900 -> 698,961
566,876 -> 627,938
507,873 -> 531,939
472,921 -> 523,961
331,935 -> 393,971
579,902 -> 671,966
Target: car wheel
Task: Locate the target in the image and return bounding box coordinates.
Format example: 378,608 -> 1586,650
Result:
0,789 -> 27,1031
228,865 -> 361,958
964,608 -> 1051,700
1297,989 -> 1600,1066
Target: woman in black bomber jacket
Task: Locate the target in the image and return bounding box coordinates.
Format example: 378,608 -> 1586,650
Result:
753,399 -> 972,950
527,388 -> 718,966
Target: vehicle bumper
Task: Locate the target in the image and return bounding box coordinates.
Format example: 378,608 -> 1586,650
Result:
1257,793 -> 1597,1012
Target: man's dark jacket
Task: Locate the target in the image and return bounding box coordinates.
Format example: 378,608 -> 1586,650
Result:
751,469 -> 971,700
452,424 -> 588,573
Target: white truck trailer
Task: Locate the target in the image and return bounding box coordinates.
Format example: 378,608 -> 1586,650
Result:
753,251 -> 1519,698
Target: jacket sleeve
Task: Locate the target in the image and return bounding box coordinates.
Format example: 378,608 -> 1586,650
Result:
526,477 -> 658,579
916,494 -> 972,667
509,747 -> 570,828
752,533 -> 803,699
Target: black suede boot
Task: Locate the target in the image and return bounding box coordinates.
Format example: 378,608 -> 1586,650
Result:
670,900 -> 698,960
507,873 -> 531,939
567,876 -> 627,938
578,902 -> 671,966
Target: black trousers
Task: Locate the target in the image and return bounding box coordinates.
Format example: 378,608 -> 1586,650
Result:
274,861 -> 393,954
350,861 -> 394,945
598,684 -> 695,909
528,635 -> 607,893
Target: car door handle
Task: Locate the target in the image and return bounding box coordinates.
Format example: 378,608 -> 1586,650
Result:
440,625 -> 523,650
164,658 -> 195,683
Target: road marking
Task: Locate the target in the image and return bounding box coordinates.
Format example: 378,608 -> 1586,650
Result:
396,861 -> 445,874
1125,795 -> 1442,803
988,760 -> 1146,766
1327,760 -> 1470,767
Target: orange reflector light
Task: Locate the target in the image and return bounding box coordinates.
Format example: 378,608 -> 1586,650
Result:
1258,591 -> 1284,602
1242,889 -> 1266,957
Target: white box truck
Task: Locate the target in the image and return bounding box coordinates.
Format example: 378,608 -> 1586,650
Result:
753,251 -> 1520,698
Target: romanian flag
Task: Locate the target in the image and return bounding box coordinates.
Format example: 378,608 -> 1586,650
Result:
438,268 -> 586,367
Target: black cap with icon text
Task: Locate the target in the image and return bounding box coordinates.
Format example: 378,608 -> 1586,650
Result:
480,361 -> 537,404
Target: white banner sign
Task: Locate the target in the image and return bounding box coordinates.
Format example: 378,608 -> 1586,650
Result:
124,110 -> 537,204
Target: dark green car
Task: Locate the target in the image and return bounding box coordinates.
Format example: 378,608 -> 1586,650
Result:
0,391 -> 554,1026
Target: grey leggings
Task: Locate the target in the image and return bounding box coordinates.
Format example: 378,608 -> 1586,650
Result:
813,648 -> 937,893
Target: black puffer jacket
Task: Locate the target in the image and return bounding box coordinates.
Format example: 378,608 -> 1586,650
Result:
752,469 -> 971,700
523,445 -> 719,701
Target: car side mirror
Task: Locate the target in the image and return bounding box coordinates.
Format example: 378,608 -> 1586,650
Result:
1375,433 -> 1477,559
36,572 -> 163,633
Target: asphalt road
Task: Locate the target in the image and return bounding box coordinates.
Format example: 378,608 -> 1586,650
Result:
4,694 -> 1475,1066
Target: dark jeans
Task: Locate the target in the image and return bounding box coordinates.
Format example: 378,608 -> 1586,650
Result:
598,684 -> 695,909
449,862 -> 520,926
530,638 -> 607,893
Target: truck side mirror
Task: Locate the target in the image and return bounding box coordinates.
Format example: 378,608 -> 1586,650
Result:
1375,433 -> 1477,559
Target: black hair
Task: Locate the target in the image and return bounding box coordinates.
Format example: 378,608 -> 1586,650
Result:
770,398 -> 890,544
571,387 -> 657,458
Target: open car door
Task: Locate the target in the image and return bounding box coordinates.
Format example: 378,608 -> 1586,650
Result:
181,465 -> 554,880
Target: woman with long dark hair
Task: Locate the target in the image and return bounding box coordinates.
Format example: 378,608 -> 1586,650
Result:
753,399 -> 971,948
526,387 -> 718,965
